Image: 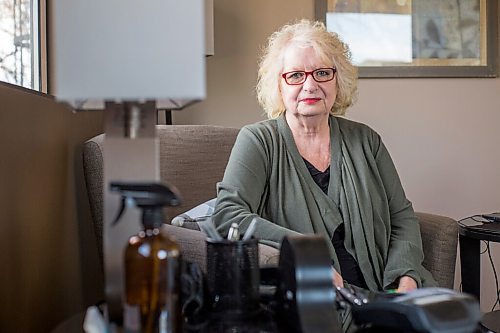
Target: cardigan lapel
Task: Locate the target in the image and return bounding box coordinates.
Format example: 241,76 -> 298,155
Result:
277,114 -> 344,227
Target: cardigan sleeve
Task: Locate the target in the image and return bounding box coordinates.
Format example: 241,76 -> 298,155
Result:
213,126 -> 301,248
374,137 -> 436,288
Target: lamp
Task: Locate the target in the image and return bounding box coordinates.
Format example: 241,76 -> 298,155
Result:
51,0 -> 206,326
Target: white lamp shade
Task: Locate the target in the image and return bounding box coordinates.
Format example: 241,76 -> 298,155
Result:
51,0 -> 205,105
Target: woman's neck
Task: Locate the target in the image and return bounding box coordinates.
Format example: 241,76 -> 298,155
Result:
285,112 -> 331,172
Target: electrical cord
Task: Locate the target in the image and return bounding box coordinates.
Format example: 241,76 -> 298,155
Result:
485,242 -> 500,311
480,240 -> 488,255
457,215 -> 500,310
457,214 -> 486,228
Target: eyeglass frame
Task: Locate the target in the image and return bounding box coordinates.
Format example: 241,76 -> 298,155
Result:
281,67 -> 337,85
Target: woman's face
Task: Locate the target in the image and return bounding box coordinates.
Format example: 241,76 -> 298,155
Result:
279,45 -> 337,118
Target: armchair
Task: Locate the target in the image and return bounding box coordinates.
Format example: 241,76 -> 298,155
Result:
82,125 -> 458,288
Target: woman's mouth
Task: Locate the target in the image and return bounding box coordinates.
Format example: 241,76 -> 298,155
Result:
300,98 -> 321,105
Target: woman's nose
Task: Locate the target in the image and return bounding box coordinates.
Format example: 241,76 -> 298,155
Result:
302,74 -> 318,92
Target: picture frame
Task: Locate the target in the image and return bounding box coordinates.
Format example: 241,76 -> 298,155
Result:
315,0 -> 498,78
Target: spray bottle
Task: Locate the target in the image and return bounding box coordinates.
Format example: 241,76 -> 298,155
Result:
110,182 -> 182,333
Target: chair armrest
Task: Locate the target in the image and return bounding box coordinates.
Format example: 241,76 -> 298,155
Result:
164,224 -> 208,270
164,224 -> 280,271
416,212 -> 458,289
168,212 -> 458,288
259,244 -> 280,266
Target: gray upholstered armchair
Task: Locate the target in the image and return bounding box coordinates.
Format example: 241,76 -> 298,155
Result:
82,125 -> 458,289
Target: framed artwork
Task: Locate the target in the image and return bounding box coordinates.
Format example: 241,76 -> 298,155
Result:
315,0 -> 497,78
0,0 -> 47,92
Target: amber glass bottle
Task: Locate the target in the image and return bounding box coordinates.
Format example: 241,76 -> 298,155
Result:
124,221 -> 181,333
109,182 -> 182,333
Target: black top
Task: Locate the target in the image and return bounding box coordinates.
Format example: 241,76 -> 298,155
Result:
303,158 -> 368,289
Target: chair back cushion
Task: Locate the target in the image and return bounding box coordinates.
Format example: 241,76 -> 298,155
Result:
157,125 -> 239,219
82,125 -> 240,259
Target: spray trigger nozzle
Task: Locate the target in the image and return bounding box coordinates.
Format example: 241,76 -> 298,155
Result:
109,182 -> 182,228
111,197 -> 137,225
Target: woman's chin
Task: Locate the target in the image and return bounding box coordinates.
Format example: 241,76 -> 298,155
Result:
293,106 -> 329,118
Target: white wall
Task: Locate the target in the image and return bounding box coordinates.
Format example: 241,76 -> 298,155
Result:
350,79 -> 500,219
175,0 -> 500,311
350,77 -> 500,313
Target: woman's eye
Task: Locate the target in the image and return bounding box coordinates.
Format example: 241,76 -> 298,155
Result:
316,70 -> 329,77
288,72 -> 304,80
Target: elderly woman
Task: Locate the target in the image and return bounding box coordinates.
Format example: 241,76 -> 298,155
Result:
213,19 -> 435,316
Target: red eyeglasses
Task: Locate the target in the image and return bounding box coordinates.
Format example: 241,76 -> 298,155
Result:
281,67 -> 336,85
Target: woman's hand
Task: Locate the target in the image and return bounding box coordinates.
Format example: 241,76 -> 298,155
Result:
332,268 -> 344,288
396,275 -> 417,293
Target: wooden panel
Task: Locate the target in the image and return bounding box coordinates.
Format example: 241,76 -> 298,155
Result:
0,83 -> 104,332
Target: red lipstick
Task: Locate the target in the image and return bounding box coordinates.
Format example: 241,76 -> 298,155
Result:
301,98 -> 321,104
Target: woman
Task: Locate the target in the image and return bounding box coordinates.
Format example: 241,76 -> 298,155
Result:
213,19 -> 435,305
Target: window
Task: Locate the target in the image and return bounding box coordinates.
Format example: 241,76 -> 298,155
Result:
0,0 -> 46,92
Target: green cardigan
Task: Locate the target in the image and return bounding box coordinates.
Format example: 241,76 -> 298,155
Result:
213,114 -> 436,290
